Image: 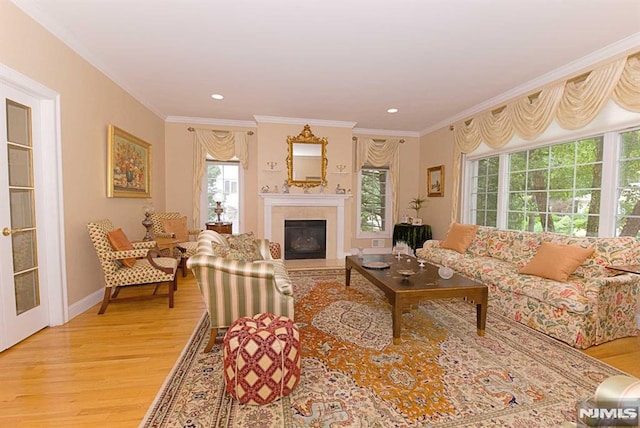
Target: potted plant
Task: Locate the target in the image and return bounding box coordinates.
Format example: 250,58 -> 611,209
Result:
408,196 -> 427,224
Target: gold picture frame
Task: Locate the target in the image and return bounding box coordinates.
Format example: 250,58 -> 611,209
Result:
427,165 -> 444,197
107,125 -> 151,198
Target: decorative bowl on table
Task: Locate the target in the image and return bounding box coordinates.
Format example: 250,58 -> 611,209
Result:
438,266 -> 454,279
397,269 -> 416,281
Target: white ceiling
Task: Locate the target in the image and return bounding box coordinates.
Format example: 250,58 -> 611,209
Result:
12,0 -> 640,136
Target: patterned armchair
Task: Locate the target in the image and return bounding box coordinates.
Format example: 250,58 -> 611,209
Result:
187,230 -> 294,352
87,219 -> 179,314
149,212 -> 200,277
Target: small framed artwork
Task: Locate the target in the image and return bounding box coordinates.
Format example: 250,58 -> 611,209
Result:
427,165 -> 444,197
107,125 -> 151,198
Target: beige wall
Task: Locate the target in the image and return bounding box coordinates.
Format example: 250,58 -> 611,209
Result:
419,127 -> 457,239
0,2 -> 166,305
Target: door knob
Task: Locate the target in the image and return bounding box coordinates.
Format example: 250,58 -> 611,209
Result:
2,227 -> 23,236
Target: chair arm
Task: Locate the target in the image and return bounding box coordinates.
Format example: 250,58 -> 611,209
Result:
154,232 -> 174,238
146,249 -> 174,274
188,229 -> 201,236
105,248 -> 149,261
187,254 -> 276,280
132,240 -> 157,250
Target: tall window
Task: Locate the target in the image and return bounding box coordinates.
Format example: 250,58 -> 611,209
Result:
358,167 -> 392,237
464,128 -> 640,238
617,129 -> 640,238
470,156 -> 499,227
203,160 -> 240,233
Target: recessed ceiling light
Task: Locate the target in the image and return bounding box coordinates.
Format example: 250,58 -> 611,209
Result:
387,108 -> 398,113
211,94 -> 224,100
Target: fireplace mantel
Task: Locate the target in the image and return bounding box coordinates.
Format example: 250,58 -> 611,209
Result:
260,193 -> 351,259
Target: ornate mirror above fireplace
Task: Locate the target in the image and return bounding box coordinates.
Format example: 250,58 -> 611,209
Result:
286,124 -> 327,188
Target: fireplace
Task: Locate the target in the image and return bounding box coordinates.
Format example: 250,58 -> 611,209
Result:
284,219 -> 326,260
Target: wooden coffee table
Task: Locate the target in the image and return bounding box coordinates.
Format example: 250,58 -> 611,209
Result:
345,254 -> 488,343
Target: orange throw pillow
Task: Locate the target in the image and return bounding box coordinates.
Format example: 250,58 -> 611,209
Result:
106,228 -> 136,268
519,242 -> 594,282
440,223 -> 479,254
161,217 -> 189,242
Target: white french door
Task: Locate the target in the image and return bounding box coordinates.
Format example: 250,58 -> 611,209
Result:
0,83 -> 49,350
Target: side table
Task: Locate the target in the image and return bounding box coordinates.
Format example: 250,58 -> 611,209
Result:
206,222 -> 233,234
392,223 -> 432,252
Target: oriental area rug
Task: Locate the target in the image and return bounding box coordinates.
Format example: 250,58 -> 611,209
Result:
141,269 -> 626,427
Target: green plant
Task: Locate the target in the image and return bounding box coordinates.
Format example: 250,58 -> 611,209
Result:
408,196 -> 427,218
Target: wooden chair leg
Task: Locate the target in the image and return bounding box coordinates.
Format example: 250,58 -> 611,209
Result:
97,288 -> 112,315
181,257 -> 187,277
204,328 -> 218,353
169,276 -> 176,308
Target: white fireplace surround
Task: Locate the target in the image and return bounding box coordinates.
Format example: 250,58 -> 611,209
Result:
261,193 -> 351,259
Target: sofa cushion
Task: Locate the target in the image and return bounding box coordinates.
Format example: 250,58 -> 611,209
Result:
520,242 -> 594,282
213,232 -> 263,261
441,223 -> 478,253
106,228 -> 136,267
487,229 -> 542,266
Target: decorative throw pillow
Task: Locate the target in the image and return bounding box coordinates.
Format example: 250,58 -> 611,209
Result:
106,228 -> 136,268
212,242 -> 251,261
161,217 -> 189,242
440,223 -> 479,254
223,232 -> 263,262
519,242 -> 594,282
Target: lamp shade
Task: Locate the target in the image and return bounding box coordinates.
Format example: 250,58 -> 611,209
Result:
213,192 -> 225,203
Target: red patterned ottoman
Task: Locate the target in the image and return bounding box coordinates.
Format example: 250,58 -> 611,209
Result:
223,313 -> 301,405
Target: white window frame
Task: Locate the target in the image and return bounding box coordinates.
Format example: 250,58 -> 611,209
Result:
462,129 -> 636,237
357,167 -> 393,239
200,158 -> 243,233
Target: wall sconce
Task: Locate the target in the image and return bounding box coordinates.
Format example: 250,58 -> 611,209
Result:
266,161 -> 278,170
213,192 -> 225,223
336,164 -> 346,172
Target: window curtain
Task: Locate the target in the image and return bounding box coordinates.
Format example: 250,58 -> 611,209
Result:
355,138 -> 401,223
449,52 -> 640,223
192,130 -> 248,227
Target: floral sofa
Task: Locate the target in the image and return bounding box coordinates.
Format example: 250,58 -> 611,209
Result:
416,225 -> 640,349
187,230 -> 294,352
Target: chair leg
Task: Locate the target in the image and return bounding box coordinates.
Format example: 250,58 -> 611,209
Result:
181,257 -> 187,277
169,275 -> 176,308
204,328 -> 218,353
97,288 -> 112,314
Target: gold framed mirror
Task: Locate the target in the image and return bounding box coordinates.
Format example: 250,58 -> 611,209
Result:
287,125 -> 327,188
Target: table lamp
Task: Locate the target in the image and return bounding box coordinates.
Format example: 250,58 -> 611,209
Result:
213,192 -> 225,223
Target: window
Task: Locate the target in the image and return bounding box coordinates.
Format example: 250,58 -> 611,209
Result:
470,156 -> 499,227
617,129 -> 640,238
358,167 -> 392,237
202,160 -> 240,233
465,128 -> 640,238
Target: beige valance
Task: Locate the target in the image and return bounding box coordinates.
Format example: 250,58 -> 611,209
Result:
192,130 -> 249,227
450,51 -> 640,223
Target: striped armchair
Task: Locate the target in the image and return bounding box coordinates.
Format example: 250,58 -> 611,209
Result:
187,230 -> 294,352
149,212 -> 200,277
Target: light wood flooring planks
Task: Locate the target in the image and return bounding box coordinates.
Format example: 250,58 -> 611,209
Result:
0,272 -> 638,427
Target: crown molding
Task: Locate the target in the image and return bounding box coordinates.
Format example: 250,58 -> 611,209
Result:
165,116 -> 257,128
353,127 -> 420,138
253,115 -> 357,129
419,32 -> 640,137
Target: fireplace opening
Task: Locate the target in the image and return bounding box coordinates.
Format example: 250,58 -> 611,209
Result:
284,219 -> 327,260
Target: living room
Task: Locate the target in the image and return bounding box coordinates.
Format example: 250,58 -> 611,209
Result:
1,1 -> 640,426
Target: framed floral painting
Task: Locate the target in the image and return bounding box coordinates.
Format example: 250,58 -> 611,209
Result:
427,165 -> 444,197
107,125 -> 151,198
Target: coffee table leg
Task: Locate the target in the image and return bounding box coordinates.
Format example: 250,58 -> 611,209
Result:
476,289 -> 488,336
345,261 -> 352,287
392,299 -> 402,344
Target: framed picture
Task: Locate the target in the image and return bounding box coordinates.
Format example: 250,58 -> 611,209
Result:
427,165 -> 444,197
107,125 -> 151,198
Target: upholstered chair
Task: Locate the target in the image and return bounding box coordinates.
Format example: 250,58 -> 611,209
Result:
87,219 -> 179,314
149,212 -> 200,277
187,230 -> 294,352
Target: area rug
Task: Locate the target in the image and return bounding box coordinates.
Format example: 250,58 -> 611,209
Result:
140,269 -> 626,427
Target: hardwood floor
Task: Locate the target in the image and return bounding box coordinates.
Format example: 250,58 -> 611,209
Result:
1,272 -> 638,427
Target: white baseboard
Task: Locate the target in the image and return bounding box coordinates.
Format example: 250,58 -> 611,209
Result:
67,288 -> 103,320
